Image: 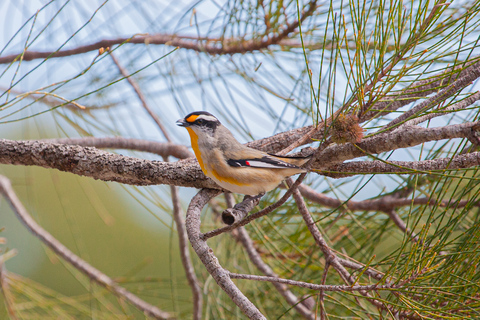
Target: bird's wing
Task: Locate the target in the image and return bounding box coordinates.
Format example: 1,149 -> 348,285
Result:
227,155 -> 301,169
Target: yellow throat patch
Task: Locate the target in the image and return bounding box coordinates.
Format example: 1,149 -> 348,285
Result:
186,127 -> 206,173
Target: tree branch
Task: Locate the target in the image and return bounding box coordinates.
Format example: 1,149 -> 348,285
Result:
170,184 -> 203,320
402,91 -> 480,127
110,53 -> 173,143
45,137 -> 193,159
312,122 -> 480,169
289,181 -> 354,284
117,52 -> 203,318
233,227 -> 315,319
385,209 -> 418,241
324,151 -> 480,177
361,58 -> 480,121
228,272 -> 398,292
1,119 -> 479,192
185,188 -> 266,320
381,61 -> 480,132
0,176 -> 172,320
289,180 -> 398,315
0,1 -> 317,65
0,139 -> 213,188
251,58 -> 480,155
2,121 -> 479,191
299,184 -> 477,212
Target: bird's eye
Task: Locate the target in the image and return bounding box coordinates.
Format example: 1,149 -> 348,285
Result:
197,119 -> 204,124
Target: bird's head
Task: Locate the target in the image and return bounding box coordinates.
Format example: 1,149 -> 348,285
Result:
176,111 -> 221,138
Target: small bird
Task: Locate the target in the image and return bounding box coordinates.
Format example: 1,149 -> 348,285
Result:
176,111 -> 310,196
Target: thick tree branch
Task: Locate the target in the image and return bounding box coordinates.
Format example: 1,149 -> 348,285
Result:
185,188 -> 266,320
312,122 -> 480,168
45,137 -> 193,159
0,176 -> 172,320
2,121 -> 479,190
0,139 -> 213,188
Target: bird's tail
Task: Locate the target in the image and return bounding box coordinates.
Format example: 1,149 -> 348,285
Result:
268,153 -> 312,169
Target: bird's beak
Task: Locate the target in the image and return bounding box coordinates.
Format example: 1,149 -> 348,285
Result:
176,118 -> 189,127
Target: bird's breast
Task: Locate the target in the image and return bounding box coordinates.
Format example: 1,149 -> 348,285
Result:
186,128 -> 207,174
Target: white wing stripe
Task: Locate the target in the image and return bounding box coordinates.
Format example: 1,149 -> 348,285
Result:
246,160 -> 293,169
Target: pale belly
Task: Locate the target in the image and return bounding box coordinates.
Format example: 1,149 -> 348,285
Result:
210,175 -> 279,195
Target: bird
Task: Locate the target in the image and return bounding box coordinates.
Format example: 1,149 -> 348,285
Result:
176,111 -> 310,196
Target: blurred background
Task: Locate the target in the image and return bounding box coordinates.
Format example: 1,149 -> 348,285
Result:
1,0 -> 480,319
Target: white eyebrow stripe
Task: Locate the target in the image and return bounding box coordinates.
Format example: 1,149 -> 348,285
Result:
196,115 -> 218,122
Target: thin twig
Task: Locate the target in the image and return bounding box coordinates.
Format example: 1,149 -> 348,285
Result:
110,53 -> 173,142
319,262 -> 329,320
289,179 -> 354,284
337,257 -> 384,281
233,227 -> 315,320
299,184 -> 476,212
0,175 -> 172,320
280,3 -> 451,155
402,91 -> 480,127
290,179 -> 394,314
299,184 -> 421,240
385,209 -> 418,242
0,255 -> 18,320
0,1 -> 318,65
381,61 -> 480,133
356,0 -> 449,117
228,272 -> 398,292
